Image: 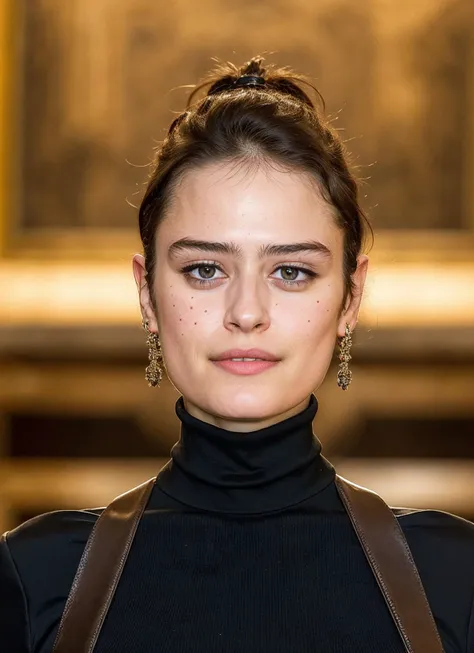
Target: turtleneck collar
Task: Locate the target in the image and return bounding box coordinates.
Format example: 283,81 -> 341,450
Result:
155,394 -> 335,515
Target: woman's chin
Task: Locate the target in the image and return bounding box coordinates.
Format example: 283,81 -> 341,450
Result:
187,389 -> 294,430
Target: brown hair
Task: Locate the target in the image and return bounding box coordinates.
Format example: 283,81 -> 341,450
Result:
138,56 -> 373,309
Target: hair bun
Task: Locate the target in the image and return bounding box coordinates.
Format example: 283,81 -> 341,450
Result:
187,56 -> 323,112
240,56 -> 266,78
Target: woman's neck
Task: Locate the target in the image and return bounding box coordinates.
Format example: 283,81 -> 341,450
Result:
155,393 -> 335,514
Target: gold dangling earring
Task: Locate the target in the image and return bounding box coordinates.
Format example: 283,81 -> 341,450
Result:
337,323 -> 353,391
142,320 -> 164,387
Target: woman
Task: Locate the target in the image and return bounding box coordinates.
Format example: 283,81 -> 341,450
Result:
1,57 -> 473,653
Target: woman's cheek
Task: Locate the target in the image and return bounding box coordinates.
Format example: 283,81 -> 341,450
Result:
298,298 -> 330,331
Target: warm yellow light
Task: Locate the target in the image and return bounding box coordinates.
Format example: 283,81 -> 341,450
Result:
1,261 -> 473,327
0,261 -> 139,325
360,264 -> 474,327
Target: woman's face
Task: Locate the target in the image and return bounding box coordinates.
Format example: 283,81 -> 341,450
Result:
134,160 -> 368,431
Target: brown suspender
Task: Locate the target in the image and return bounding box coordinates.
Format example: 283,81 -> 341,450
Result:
334,476 -> 444,652
52,474 -> 444,653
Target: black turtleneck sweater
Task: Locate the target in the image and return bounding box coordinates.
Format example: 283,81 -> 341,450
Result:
1,395 -> 474,653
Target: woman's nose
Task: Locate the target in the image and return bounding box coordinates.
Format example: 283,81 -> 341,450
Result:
223,277 -> 271,333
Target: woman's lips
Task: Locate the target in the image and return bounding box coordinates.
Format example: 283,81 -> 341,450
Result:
212,359 -> 279,375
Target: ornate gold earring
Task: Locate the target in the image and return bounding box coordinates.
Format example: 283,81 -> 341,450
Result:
142,320 -> 164,387
337,323 -> 353,391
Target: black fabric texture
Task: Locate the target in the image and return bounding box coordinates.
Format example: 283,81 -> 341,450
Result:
1,393 -> 474,653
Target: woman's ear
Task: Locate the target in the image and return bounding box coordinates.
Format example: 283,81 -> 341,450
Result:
337,254 -> 369,337
132,254 -> 159,332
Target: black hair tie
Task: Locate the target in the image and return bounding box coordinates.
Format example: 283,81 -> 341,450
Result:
233,75 -> 266,89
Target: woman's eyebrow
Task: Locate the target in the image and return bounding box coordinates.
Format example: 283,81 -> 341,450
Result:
168,238 -> 332,260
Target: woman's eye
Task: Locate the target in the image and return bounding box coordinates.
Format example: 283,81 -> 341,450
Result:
274,266 -> 314,285
192,265 -> 220,280
181,264 -> 225,286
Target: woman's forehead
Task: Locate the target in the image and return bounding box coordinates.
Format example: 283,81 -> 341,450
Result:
160,162 -> 340,245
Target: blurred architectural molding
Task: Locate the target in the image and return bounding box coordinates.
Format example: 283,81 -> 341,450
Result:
0,457 -> 472,534
0,324 -> 473,361
335,458 -> 474,515
0,358 -> 472,460
1,1 -> 474,264
1,361 -> 473,415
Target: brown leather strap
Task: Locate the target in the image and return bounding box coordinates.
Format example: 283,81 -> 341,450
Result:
335,474 -> 444,653
53,474 -> 444,653
52,477 -> 156,653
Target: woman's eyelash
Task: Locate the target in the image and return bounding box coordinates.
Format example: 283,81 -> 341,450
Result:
179,262 -> 317,286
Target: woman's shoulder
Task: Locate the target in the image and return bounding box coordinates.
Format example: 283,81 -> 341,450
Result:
394,505 -> 474,556
0,507 -> 105,650
393,504 -> 474,543
392,507 -> 474,647
1,507 -> 104,603
3,506 -> 103,559
392,506 -> 474,589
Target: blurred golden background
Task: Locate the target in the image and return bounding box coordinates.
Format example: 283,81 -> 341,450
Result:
0,0 -> 473,532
